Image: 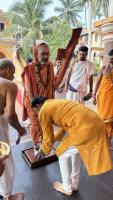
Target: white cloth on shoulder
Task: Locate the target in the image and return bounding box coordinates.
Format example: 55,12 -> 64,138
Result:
0,115 -> 15,197
69,60 -> 94,93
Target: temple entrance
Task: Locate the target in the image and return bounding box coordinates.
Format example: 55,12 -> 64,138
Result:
0,51 -> 6,59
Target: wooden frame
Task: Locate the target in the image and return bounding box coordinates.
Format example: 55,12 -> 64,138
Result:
22,147 -> 58,169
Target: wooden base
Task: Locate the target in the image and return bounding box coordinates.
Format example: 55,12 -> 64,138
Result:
22,147 -> 58,169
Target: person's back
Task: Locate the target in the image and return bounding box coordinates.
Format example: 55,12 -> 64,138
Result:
32,97 -> 112,176
0,58 -> 25,200
39,99 -> 101,130
32,96 -> 113,195
0,78 -> 7,115
0,77 -> 16,115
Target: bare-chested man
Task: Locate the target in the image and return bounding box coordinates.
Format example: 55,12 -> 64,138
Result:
0,58 -> 26,200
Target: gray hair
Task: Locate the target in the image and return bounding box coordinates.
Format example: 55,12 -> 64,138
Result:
0,58 -> 15,70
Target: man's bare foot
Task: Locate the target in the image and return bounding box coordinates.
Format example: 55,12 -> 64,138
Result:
4,192 -> 24,200
54,181 -> 72,195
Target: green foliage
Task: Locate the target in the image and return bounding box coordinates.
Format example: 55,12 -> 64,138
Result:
17,19 -> 72,60
21,44 -> 31,59
93,60 -> 100,76
2,0 -> 109,62
94,65 -> 100,76
77,0 -> 109,24
54,0 -> 81,27
44,21 -> 72,61
6,0 -> 53,50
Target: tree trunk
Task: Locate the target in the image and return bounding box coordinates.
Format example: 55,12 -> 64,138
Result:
84,3 -> 87,29
88,0 -> 92,60
108,0 -> 113,16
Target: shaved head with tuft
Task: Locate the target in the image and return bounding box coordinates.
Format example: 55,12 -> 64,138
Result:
0,58 -> 15,70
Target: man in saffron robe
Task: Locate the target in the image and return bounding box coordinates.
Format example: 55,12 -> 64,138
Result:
93,49 -> 113,139
31,97 -> 113,195
22,42 -> 54,156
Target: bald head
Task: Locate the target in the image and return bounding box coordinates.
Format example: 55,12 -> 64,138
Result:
0,59 -> 15,70
0,59 -> 15,80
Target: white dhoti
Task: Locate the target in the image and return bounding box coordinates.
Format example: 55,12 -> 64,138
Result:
66,90 -> 86,104
55,91 -> 66,100
54,65 -> 69,100
58,147 -> 81,193
0,115 -> 15,197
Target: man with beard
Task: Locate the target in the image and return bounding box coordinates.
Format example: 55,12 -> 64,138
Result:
22,42 -> 54,156
66,46 -> 94,104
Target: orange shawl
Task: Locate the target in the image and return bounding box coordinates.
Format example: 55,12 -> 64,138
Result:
97,71 -> 113,122
21,61 -> 54,120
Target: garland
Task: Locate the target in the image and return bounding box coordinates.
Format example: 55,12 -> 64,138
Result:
36,63 -> 50,89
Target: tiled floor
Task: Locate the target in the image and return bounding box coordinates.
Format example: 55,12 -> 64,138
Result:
12,142 -> 113,200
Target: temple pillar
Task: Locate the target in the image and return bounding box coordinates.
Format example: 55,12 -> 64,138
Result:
94,0 -> 113,65
101,22 -> 113,64
94,17 -> 113,65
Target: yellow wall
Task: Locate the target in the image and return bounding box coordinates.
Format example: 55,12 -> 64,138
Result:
0,46 -> 13,59
0,42 -> 25,81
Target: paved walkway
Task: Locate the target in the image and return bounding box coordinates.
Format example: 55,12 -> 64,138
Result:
10,81 -> 113,200
12,141 -> 113,200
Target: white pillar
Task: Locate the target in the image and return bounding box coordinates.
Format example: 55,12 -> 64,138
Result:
108,0 -> 113,17
101,22 -> 113,64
